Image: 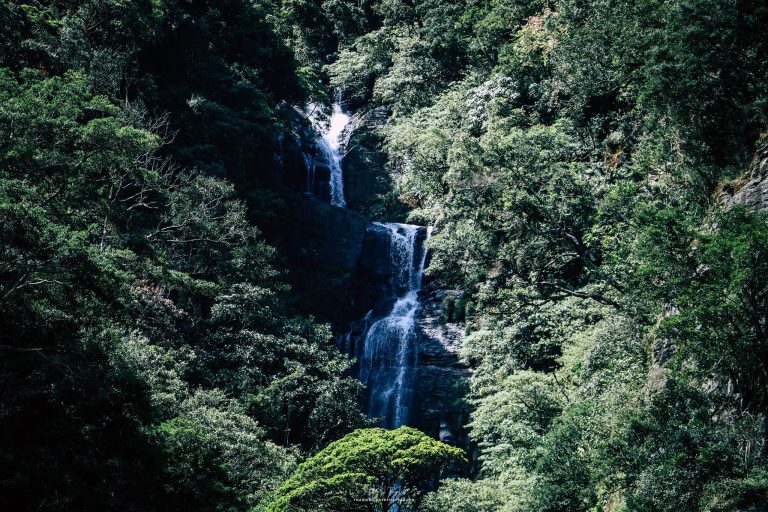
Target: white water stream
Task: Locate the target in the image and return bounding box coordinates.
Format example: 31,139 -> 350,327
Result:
305,99 -> 431,428
357,223 -> 431,428
305,102 -> 350,207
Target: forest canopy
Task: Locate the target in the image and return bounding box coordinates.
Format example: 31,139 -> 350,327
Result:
2,0 -> 768,511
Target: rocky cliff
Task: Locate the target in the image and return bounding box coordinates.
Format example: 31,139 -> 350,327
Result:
413,287 -> 471,445
266,104 -> 470,448
343,223 -> 470,442
261,107 -> 369,321
722,140 -> 768,213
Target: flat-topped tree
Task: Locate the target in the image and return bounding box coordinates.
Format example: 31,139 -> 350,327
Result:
264,427 -> 466,512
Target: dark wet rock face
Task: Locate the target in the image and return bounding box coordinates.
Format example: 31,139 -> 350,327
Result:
272,105 -> 351,206
271,108 -> 314,194
347,223 -> 429,428
343,108 -> 393,216
271,103 -> 470,447
412,287 -> 470,445
343,225 -> 469,442
260,194 -> 368,323
304,147 -> 334,204
354,222 -> 398,314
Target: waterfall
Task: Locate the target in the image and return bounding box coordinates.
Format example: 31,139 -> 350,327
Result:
304,98 -> 433,429
324,103 -> 350,208
305,101 -> 350,207
356,223 -> 431,428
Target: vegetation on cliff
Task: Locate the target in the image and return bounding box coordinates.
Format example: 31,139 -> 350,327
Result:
323,0 -> 768,510
2,0 -> 768,511
0,2 -> 366,510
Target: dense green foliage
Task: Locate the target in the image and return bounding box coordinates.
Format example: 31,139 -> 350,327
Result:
3,0 -> 768,511
264,427 -> 465,511
314,0 -> 768,510
0,2 -> 368,510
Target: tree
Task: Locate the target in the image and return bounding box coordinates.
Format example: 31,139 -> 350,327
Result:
0,67 -> 366,510
264,427 -> 466,512
657,208 -> 768,411
419,478 -> 506,512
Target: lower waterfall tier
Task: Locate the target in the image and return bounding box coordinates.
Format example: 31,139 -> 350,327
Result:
354,222 -> 428,428
339,223 -> 470,442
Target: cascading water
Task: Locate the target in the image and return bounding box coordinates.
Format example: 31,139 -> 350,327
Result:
305,101 -> 350,207
304,98 -> 434,429
324,103 -> 350,208
355,223 -> 431,428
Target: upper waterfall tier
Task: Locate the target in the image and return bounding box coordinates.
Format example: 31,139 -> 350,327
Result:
304,102 -> 351,208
